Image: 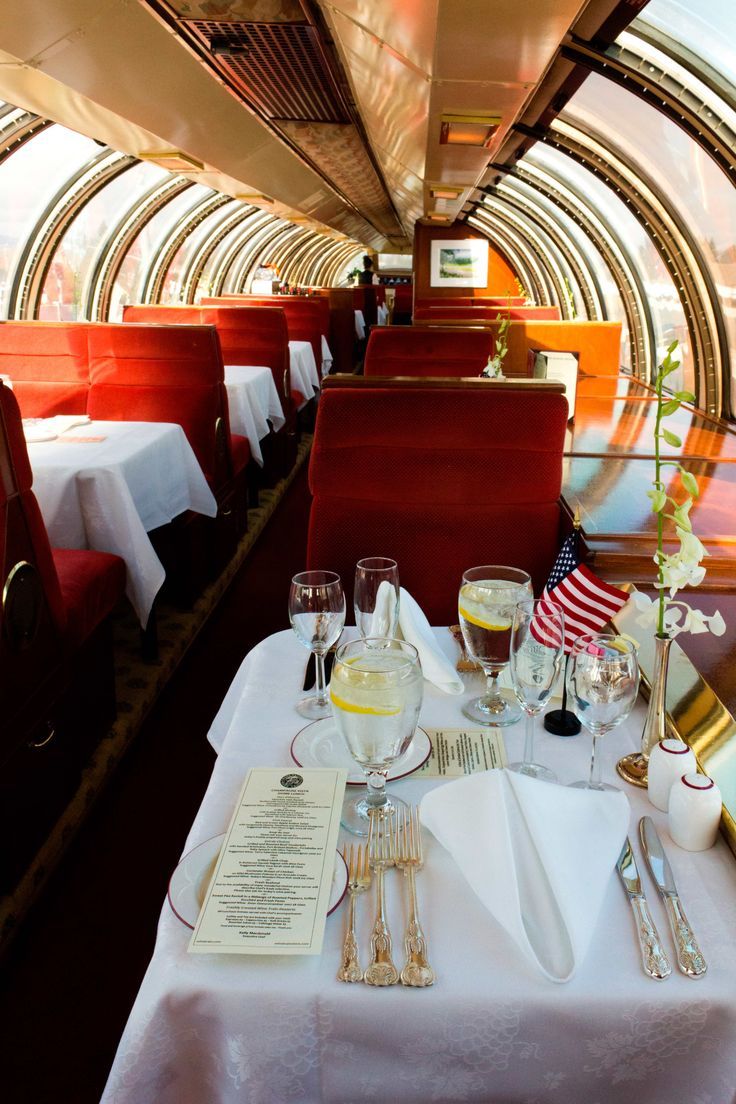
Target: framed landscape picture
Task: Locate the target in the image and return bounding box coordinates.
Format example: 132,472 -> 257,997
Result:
430,238 -> 488,288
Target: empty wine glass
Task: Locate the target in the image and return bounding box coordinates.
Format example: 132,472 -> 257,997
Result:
458,565 -> 533,726
508,599 -> 565,782
567,634 -> 640,790
354,557 -> 399,638
330,637 -> 423,835
289,570 -> 346,719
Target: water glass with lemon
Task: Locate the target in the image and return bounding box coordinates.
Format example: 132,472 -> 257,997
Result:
458,566 -> 532,726
330,637 -> 423,835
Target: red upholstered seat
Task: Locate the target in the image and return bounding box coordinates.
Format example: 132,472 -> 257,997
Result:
205,296 -> 325,374
392,285 -> 413,324
413,305 -> 561,321
307,379 -> 569,623
0,321 -> 90,416
364,327 -> 495,378
0,381 -> 125,891
123,304 -> 296,479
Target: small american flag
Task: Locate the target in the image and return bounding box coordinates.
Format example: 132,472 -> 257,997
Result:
532,533 -> 629,653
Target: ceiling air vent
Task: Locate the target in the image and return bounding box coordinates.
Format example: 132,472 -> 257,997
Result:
189,20 -> 351,124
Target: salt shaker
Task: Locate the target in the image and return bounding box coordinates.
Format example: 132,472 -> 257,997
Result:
668,773 -> 722,851
647,738 -> 697,811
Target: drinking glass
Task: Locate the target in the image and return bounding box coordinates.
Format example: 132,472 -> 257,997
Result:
567,634 -> 640,790
458,565 -> 533,726
331,637 -> 423,835
289,570 -> 346,719
354,557 -> 399,638
508,599 -> 565,782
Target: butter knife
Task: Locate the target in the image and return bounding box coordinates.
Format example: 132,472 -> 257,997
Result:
639,816 -> 707,978
616,838 -> 671,980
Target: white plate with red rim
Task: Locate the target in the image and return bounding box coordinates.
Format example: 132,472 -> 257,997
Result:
290,718 -> 432,785
167,834 -> 348,929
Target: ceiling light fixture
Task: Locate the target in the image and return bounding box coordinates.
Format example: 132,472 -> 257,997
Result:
429,185 -> 464,200
139,150 -> 205,172
235,194 -> 274,205
439,113 -> 501,148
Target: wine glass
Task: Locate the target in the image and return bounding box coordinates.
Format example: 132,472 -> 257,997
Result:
567,633 -> 640,790
289,570 -> 345,719
354,557 -> 399,638
458,565 -> 533,726
508,599 -> 565,782
330,637 -> 423,835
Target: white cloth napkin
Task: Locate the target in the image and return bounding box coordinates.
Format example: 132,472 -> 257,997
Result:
51,414 -> 91,434
420,769 -> 629,982
370,583 -> 464,695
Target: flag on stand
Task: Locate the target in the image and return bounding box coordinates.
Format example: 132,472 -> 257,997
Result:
532,532 -> 629,653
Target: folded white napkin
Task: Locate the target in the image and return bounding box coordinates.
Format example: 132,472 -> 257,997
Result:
370,583 -> 464,695
420,769 -> 629,981
51,414 -> 91,434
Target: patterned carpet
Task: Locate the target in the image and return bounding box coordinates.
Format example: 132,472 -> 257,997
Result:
0,437 -> 311,948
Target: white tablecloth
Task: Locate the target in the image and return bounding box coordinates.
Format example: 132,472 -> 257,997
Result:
101,629 -> 736,1103
289,340 -> 320,408
29,421 -> 217,626
377,303 -> 388,325
321,334 -> 333,376
224,365 -> 285,467
355,309 -> 366,340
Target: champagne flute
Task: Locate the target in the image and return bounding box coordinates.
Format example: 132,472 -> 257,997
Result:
330,637 -> 423,835
289,570 -> 345,719
354,557 -> 399,638
567,633 -> 640,790
458,565 -> 532,726
508,599 -> 565,782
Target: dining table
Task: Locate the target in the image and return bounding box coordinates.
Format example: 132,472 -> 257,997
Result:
27,418 -> 217,626
355,309 -> 366,341
100,627 -> 736,1103
289,340 -> 321,408
223,364 -> 285,466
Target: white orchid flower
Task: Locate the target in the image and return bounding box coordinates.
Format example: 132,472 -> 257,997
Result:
708,610 -> 726,636
682,607 -> 710,634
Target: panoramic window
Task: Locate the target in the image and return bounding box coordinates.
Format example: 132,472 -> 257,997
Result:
638,0 -> 736,89
0,124 -> 99,318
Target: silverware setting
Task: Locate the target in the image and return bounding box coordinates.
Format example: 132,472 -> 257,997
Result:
616,820 -> 707,980
337,806 -> 434,987
639,816 -> 707,978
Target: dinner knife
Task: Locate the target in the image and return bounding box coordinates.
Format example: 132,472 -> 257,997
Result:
639,816 -> 707,978
301,649 -> 336,693
616,838 -> 671,980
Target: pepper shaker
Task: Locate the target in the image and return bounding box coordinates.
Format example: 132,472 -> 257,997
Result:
668,773 -> 722,851
647,738 -> 697,811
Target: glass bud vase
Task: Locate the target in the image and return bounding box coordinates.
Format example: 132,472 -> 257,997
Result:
616,633 -> 674,787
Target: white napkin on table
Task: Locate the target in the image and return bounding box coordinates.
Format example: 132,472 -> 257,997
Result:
420,769 -> 629,982
50,414 -> 91,434
371,583 -> 464,695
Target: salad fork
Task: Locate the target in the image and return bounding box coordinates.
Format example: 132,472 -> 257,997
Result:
336,842 -> 371,983
395,806 -> 435,987
364,809 -> 400,986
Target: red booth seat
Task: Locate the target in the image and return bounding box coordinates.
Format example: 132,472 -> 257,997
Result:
204,295 -> 325,377
0,321 -> 90,416
307,378 -> 569,622
364,327 -> 495,377
0,382 -> 126,889
415,297 -> 526,309
391,285 -> 413,324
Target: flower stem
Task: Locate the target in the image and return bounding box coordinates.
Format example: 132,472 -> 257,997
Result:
655,363 -> 665,636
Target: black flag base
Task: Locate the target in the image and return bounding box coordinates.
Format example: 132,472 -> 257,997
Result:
544,708 -> 581,737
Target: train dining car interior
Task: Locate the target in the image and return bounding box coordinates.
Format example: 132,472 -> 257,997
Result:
1,1 -> 736,1101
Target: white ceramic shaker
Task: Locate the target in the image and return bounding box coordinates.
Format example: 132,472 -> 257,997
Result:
647,738 -> 697,811
668,773 -> 722,851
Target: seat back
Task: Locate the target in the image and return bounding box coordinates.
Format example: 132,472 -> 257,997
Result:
206,296 -> 324,371
0,321 -> 90,416
413,305 -> 561,322
86,322 -> 232,489
392,285 -> 413,324
364,327 -> 495,377
123,303 -> 291,410
415,296 -> 526,309
0,384 -> 66,722
352,286 -> 377,328
307,378 -> 569,622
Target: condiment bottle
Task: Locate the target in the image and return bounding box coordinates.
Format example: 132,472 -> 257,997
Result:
647,738 -> 697,811
668,773 -> 722,851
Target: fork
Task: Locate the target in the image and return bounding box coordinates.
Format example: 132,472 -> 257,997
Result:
395,806 -> 435,987
336,843 -> 371,982
363,809 -> 400,986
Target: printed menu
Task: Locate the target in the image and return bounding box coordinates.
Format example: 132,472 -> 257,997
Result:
417,728 -> 507,777
189,767 -> 346,956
